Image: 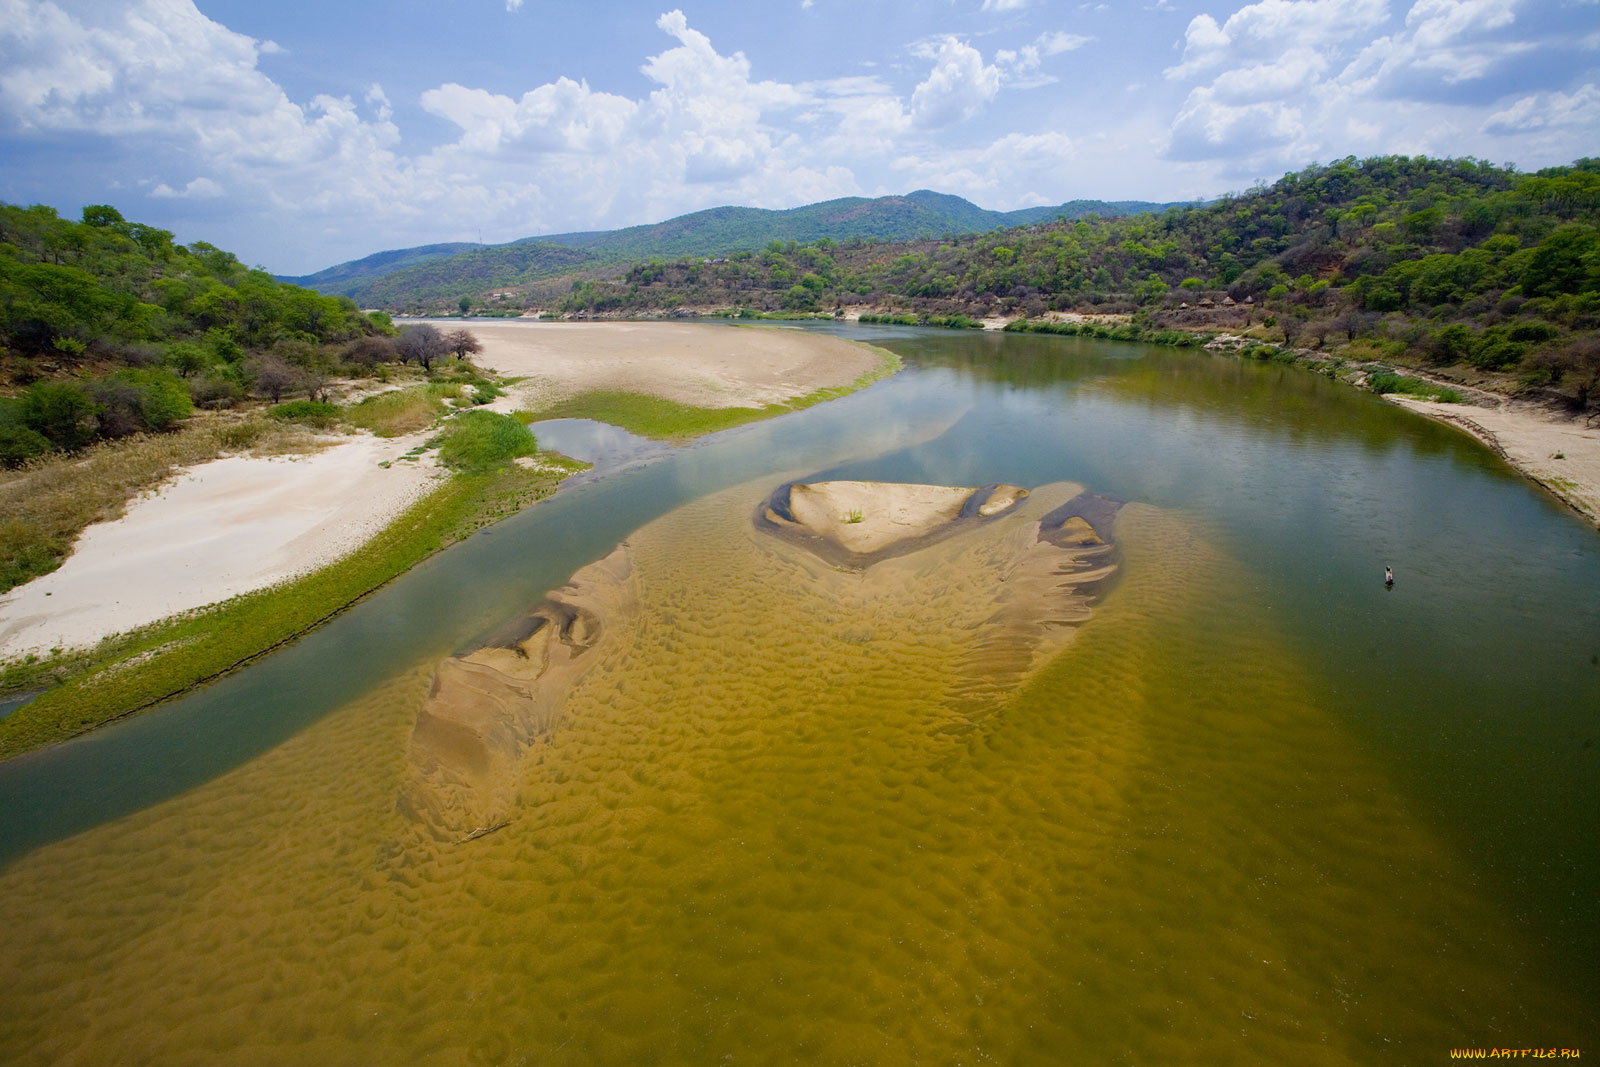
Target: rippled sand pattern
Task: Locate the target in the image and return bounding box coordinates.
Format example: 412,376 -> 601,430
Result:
0,485 -> 1583,1065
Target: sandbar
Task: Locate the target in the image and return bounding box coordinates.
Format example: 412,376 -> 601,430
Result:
759,480 -> 1031,563
462,321 -> 884,410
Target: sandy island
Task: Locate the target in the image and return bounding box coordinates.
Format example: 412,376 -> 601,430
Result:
0,323 -> 882,661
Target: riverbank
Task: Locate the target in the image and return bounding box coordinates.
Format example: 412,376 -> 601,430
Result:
0,322 -> 902,758
0,432 -> 441,660
1384,393 -> 1600,525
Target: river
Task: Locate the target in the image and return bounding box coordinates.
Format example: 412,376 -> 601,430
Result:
0,325 -> 1595,1063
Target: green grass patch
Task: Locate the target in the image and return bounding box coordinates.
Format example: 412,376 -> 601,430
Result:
1367,371 -> 1462,402
432,410 -> 537,471
518,343 -> 901,440
1003,318 -> 1205,348
859,312 -> 983,329
708,309 -> 835,321
0,456 -> 587,761
268,400 -> 340,427
524,391 -> 772,438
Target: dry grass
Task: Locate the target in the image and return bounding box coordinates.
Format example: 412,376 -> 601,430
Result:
0,415 -> 319,594
343,384 -> 459,437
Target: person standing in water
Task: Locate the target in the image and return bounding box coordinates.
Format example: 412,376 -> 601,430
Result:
1384,566 -> 1394,587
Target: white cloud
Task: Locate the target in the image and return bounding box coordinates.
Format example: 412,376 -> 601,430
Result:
1340,0 -> 1533,100
1159,0 -> 1599,175
506,0 -> 523,10
998,28 -> 1092,84
150,177 -> 222,199
893,130 -> 1075,200
421,78 -> 636,155
982,0 -> 1033,10
909,37 -> 1001,127
1482,82 -> 1600,133
1167,0 -> 1390,77
1163,85 -> 1308,163
1209,47 -> 1328,104
1038,30 -> 1092,55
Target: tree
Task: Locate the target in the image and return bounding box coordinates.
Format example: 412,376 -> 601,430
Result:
344,335 -> 398,368
443,329 -> 482,360
80,204 -> 126,229
20,382 -> 99,451
396,323 -> 447,371
248,354 -> 299,403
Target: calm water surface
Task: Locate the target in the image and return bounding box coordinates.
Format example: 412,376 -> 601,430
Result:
0,326 -> 1595,1064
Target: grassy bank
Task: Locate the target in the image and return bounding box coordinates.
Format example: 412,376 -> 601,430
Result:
518,342 -> 901,440
0,457 -> 583,760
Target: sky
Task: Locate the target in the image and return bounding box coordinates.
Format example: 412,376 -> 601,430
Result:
1,0 -> 1596,275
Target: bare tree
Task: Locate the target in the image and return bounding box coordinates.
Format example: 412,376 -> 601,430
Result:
444,328 -> 482,360
344,335 -> 397,368
396,324 -> 447,371
248,354 -> 299,403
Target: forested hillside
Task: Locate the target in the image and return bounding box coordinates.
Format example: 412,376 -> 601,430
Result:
0,203 -> 393,464
284,191 -> 1178,309
562,157 -> 1600,410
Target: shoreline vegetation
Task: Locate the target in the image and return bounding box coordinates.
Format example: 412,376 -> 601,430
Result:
0,327 -> 900,760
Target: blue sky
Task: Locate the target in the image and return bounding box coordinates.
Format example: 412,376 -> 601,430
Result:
2,0 -> 1596,274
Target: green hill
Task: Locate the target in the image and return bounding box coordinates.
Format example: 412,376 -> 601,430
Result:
283,191 -> 1180,309
0,201 -> 391,465
278,241 -> 478,294
557,156 -> 1600,412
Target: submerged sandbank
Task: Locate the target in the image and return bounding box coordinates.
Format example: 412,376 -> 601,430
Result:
399,478 -> 1123,841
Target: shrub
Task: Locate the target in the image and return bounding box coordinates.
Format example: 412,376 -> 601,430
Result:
20,381 -> 99,451
431,410 -> 537,472
1367,371 -> 1461,402
86,368 -> 192,437
0,424 -> 51,467
268,400 -> 340,426
189,372 -> 243,409
344,335 -> 398,368
132,368 -> 192,430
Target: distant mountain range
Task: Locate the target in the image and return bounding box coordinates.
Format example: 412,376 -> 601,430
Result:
281,190 -> 1186,308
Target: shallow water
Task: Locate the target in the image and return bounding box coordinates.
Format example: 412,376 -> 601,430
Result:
0,327 -> 1596,1063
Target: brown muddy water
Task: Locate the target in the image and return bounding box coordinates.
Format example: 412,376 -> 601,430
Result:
0,327 -> 1596,1064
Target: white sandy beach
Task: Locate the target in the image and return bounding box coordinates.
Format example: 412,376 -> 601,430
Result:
0,323 -> 886,660
0,434 -> 439,659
